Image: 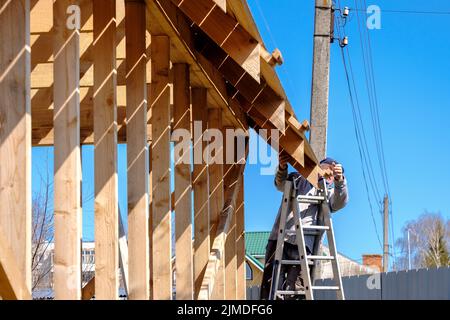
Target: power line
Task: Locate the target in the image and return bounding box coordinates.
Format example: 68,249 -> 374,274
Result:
336,10 -> 383,208
354,0 -> 390,198
351,8 -> 450,15
336,2 -> 396,261
337,36 -> 383,250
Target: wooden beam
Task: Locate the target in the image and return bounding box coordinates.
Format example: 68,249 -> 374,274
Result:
147,0 -> 246,131
198,158 -> 246,300
235,174 -> 246,300
169,0 -> 260,82
93,0 -> 119,300
53,0 -> 82,300
192,27 -> 285,133
192,87 -> 210,298
80,207 -> 129,301
118,207 -> 129,296
150,35 -> 172,300
206,108 -> 224,299
173,63 -> 194,300
0,0 -> 32,297
126,0 -> 150,300
0,228 -> 32,300
81,277 -> 95,300
223,128 -> 238,300
154,0 -> 320,185
152,1 -> 284,133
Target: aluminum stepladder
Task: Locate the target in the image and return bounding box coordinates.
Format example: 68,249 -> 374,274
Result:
268,178 -> 345,300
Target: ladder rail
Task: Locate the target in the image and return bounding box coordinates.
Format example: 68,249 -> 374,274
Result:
318,179 -> 345,300
321,198 -> 345,300
269,178 -> 345,301
268,181 -> 293,300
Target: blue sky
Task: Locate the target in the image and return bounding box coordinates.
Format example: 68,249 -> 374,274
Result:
31,0 -> 450,268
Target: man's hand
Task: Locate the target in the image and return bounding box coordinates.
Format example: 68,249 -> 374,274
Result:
332,162 -> 344,181
279,153 -> 290,170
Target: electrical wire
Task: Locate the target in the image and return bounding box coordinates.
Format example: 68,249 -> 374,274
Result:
351,8 -> 450,15
336,26 -> 383,250
336,1 -> 396,264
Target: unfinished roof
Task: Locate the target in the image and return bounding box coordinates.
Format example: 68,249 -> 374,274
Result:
1,0 -> 324,301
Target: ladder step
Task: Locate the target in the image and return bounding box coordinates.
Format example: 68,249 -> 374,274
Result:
303,225 -> 329,231
281,260 -> 314,266
276,290 -> 306,295
311,286 -> 340,291
307,255 -> 335,260
297,195 -> 326,202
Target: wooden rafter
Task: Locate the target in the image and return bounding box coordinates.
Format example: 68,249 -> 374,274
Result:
169,0 -> 261,82
153,0 -> 320,186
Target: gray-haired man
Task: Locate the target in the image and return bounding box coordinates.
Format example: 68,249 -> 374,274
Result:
260,154 -> 349,300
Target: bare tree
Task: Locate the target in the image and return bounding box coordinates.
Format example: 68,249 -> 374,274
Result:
31,161 -> 54,290
395,212 -> 449,270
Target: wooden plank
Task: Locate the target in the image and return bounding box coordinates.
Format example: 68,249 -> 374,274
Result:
192,87 -> 210,298
223,129 -> 238,300
0,0 -> 32,297
173,63 -> 194,300
118,207 -> 129,295
81,277 -> 95,300
148,0 -> 245,130
170,0 -> 260,82
93,0 -> 119,300
126,0 -> 149,300
80,208 -> 128,301
0,228 -> 32,300
198,159 -> 246,300
150,35 -> 172,300
53,0 -> 82,300
235,174 -> 246,300
206,108 -> 224,299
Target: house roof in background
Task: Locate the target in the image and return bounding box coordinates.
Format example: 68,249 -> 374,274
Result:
245,231 -> 270,257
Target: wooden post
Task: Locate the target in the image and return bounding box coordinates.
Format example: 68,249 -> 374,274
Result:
93,0 -> 119,300
173,63 -> 193,299
0,229 -> 32,300
223,130 -> 237,300
126,0 -> 149,300
150,35 -> 172,300
235,175 -> 246,300
53,0 -> 82,300
207,108 -> 224,299
192,88 -> 210,298
0,0 -> 32,297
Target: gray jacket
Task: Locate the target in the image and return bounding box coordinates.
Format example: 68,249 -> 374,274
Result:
269,166 -> 349,251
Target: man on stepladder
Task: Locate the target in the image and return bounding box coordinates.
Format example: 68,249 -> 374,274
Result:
260,153 -> 349,300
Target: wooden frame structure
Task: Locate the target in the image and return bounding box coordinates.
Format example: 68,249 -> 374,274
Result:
0,0 -> 322,300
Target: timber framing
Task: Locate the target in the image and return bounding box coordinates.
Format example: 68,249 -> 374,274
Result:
1,0 -> 323,301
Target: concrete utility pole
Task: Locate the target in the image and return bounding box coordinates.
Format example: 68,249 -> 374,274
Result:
310,0 -> 334,281
383,195 -> 389,272
407,229 -> 411,270
309,0 -> 333,161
